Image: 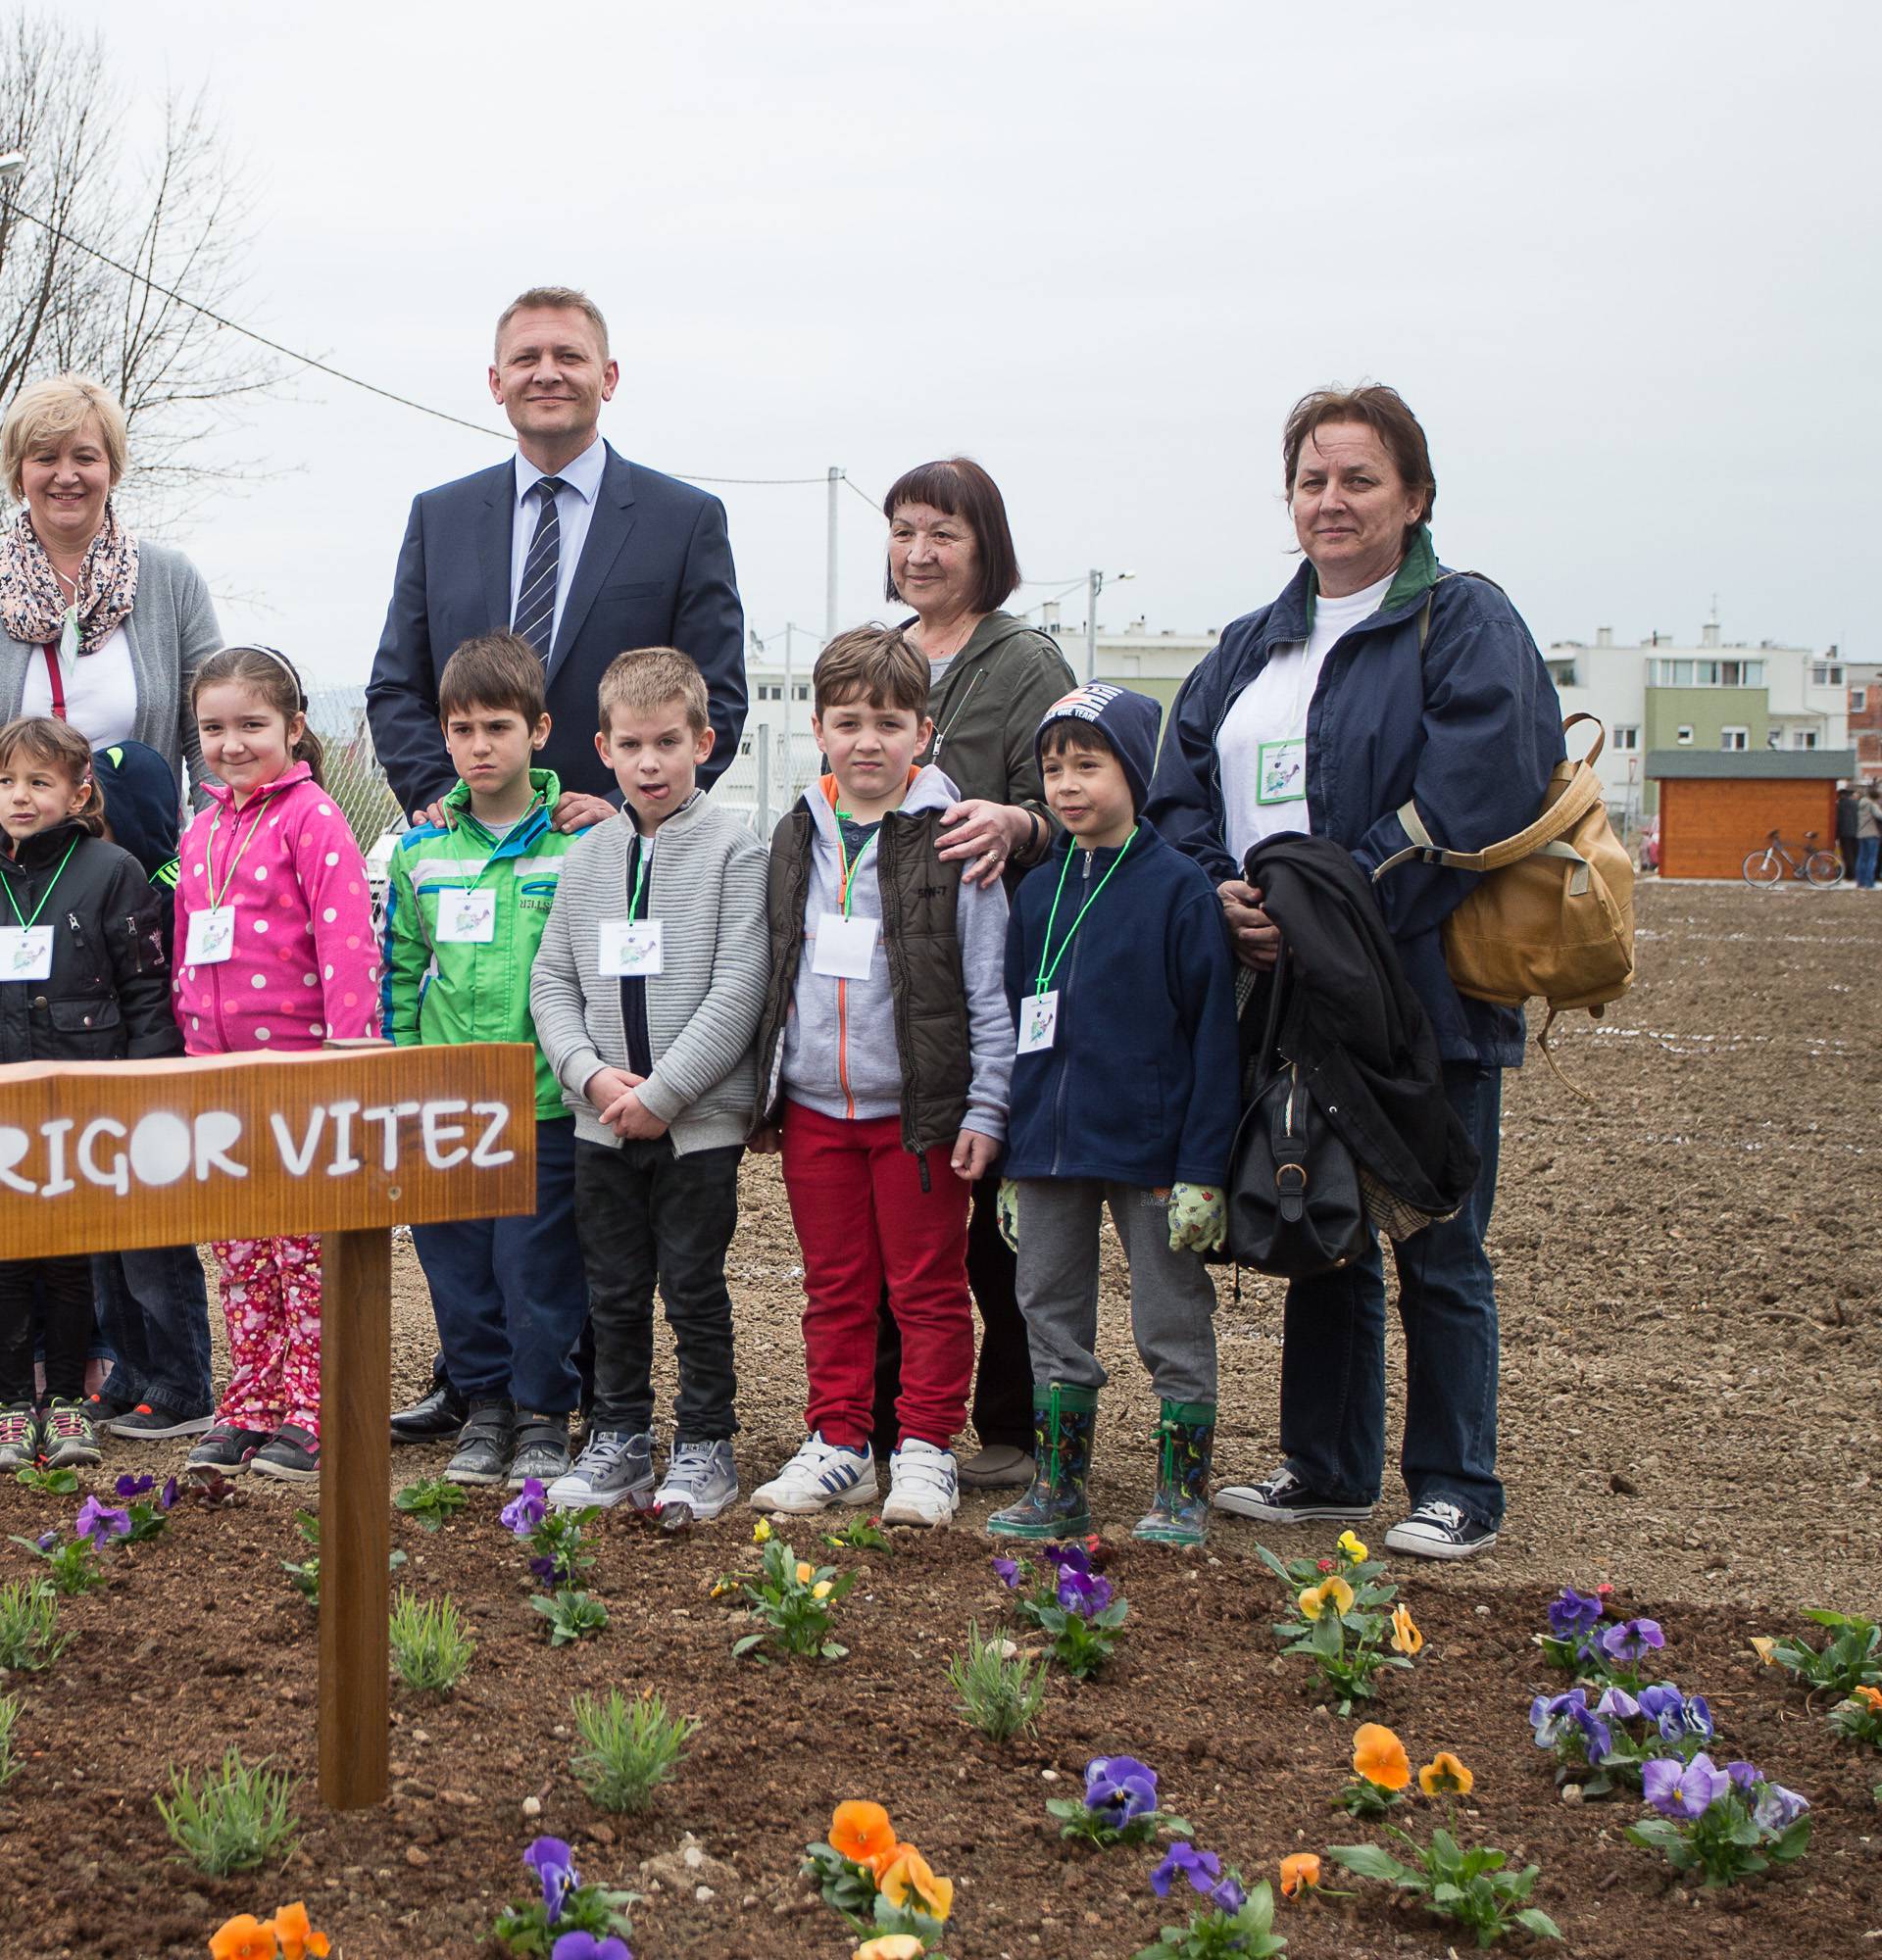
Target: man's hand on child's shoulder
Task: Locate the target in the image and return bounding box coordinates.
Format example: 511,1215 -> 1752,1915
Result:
950,1128 -> 1002,1182
553,790 -> 617,832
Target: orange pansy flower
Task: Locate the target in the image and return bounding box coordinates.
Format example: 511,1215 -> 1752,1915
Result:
830,1799 -> 898,1869
878,1845 -> 954,1923
1279,1851 -> 1322,1897
1418,1750 -> 1474,1797
268,1902 -> 329,1960
208,1918 -> 277,1960
854,1938 -> 927,1960
1390,1603 -> 1423,1656
1352,1723 -> 1411,1791
1853,1685 -> 1882,1712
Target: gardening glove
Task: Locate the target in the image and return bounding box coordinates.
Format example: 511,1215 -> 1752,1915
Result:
997,1177 -> 1019,1252
1165,1182 -> 1226,1253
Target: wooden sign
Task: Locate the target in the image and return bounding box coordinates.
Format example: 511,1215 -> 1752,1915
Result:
0,1045 -> 536,1258
0,1042 -> 539,1812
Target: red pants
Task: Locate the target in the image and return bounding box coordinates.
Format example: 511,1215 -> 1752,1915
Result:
212,1234 -> 322,1438
779,1100 -> 973,1450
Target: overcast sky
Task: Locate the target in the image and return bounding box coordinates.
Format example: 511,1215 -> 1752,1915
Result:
49,0 -> 1882,685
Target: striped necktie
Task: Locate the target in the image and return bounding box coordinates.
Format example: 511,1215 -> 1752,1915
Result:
512,475 -> 566,659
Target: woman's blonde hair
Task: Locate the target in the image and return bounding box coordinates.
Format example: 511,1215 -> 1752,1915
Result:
0,715 -> 105,834
2,375 -> 130,502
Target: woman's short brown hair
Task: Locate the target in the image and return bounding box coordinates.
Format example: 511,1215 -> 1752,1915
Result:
881,457 -> 1020,612
2,375 -> 130,502
0,715 -> 105,835
1281,384 -> 1436,546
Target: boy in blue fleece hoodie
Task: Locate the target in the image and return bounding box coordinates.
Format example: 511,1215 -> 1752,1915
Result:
989,683 -> 1240,1547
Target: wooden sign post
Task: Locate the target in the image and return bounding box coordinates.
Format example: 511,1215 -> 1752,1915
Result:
0,1044 -> 537,1811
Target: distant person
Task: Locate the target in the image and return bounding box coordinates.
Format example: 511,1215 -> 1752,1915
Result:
1148,383 -> 1563,1561
1857,782 -> 1881,891
1836,783 -> 1859,880
871,458 -> 1076,1494
367,285 -> 747,830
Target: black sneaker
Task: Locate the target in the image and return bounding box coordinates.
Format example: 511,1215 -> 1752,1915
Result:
1385,1500 -> 1499,1561
508,1415 -> 571,1489
1212,1464 -> 1373,1524
106,1400 -> 215,1441
187,1424 -> 272,1476
391,1381 -> 469,1445
251,1423 -> 321,1484
444,1402 -> 516,1486
85,1386 -> 141,1430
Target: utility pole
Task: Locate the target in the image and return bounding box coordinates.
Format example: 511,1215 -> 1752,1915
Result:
827,467 -> 843,640
1086,569 -> 1103,684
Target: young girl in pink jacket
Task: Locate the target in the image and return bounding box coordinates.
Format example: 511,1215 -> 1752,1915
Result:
173,646 -> 378,1482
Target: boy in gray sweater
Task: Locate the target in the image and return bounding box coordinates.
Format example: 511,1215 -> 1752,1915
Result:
528,649 -> 769,1523
749,627 -> 1013,1528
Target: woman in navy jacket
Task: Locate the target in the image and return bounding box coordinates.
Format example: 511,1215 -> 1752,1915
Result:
1145,384 -> 1562,1560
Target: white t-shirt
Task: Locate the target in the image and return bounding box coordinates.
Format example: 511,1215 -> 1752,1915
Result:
19,623 -> 138,748
1218,571 -> 1395,866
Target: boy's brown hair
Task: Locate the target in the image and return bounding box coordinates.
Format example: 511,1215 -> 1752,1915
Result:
0,715 -> 105,835
813,625 -> 929,718
597,647 -> 710,737
438,632 -> 546,726
1038,716 -> 1115,762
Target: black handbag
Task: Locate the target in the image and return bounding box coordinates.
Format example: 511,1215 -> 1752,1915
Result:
1225,947 -> 1370,1278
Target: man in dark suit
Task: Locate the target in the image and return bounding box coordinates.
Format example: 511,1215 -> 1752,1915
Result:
368,284 -> 746,832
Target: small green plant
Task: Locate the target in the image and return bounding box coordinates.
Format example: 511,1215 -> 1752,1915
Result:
1328,1829 -> 1560,1947
281,1509 -> 405,1607
1132,1852 -> 1285,1959
1830,1686 -> 1882,1750
732,1540 -> 857,1661
945,1620 -> 1048,1740
389,1591 -> 475,1692
395,1477 -> 469,1532
0,1579 -> 68,1673
1753,1612 -> 1881,1698
1258,1532 -> 1419,1715
10,1532 -> 105,1596
822,1514 -> 892,1552
569,1685 -> 700,1812
0,1691 -> 20,1788
154,1750 -> 301,1876
1623,1753 -> 1810,1886
531,1589 -> 609,1646
13,1465 -> 77,1495
992,1544 -> 1128,1681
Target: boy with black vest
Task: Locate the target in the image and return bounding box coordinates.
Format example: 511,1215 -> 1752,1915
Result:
750,627 -> 1013,1528
988,683 -> 1240,1548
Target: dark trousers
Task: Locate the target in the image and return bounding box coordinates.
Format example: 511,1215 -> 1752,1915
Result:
0,1257 -> 93,1404
92,1247 -> 214,1415
576,1136 -> 742,1439
1277,1062 -> 1506,1528
872,1174 -> 1036,1454
412,1116 -> 587,1416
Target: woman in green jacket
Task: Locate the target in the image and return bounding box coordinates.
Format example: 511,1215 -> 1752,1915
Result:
871,456 -> 1075,1488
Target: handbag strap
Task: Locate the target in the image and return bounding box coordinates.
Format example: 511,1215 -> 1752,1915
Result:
40,643 -> 67,720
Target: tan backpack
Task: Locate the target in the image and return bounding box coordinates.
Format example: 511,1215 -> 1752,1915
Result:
1373,712 -> 1636,1083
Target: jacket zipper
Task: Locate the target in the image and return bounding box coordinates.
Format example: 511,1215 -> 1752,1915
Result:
1048,848 -> 1095,1177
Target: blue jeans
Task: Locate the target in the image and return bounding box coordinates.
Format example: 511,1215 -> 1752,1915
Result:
411,1116 -> 587,1416
1857,835 -> 1879,890
1278,1061 -> 1505,1528
91,1247 -> 214,1415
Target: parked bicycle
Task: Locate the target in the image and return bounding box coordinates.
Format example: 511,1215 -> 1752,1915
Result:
1742,828 -> 1843,888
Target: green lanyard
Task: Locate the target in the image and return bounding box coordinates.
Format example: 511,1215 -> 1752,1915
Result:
833,815 -> 877,920
205,800 -> 270,908
2,836 -> 80,930
628,836 -> 652,920
1034,833 -> 1136,996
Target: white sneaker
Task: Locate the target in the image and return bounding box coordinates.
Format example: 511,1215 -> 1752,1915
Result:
749,1432 -> 878,1514
880,1438 -> 960,1528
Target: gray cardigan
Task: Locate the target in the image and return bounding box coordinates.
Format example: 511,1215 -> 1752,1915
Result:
0,538 -> 222,792
529,794 -> 770,1153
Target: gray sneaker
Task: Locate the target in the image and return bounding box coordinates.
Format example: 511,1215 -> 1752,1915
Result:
655,1439 -> 738,1529
508,1414 -> 572,1491
444,1401 -> 515,1486
546,1429 -> 656,1511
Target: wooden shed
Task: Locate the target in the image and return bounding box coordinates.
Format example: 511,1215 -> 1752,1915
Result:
1645,750 -> 1857,879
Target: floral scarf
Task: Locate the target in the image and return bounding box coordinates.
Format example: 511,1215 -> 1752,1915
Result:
0,503 -> 140,656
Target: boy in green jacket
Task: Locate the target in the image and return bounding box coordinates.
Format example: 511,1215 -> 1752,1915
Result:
380,632 -> 589,1490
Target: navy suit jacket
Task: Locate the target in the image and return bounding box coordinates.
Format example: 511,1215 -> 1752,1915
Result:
367,442 -> 746,811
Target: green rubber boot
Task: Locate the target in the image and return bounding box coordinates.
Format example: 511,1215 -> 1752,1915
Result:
987,1383 -> 1097,1541
1132,1399 -> 1215,1546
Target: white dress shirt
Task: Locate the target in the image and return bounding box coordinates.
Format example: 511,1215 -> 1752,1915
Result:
510,434 -> 607,650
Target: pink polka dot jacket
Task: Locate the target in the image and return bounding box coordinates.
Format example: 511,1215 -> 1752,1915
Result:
173,761 -> 380,1055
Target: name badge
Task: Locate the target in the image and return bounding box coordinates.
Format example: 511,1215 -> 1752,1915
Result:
599,918 -> 665,976
812,912 -> 877,980
437,887 -> 496,943
185,906 -> 236,965
1016,990 -> 1059,1054
0,925 -> 53,980
1257,738 -> 1307,806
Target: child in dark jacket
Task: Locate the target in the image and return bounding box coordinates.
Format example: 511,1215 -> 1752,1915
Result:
989,684 -> 1240,1548
0,717 -> 179,1471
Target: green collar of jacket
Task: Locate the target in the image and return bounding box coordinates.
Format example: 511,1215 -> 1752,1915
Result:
1302,525 -> 1439,634
441,766 -> 562,840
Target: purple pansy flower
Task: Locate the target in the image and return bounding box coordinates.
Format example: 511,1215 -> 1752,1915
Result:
1085,1755 -> 1159,1823
1547,1587 -> 1604,1640
528,1554 -> 559,1586
1600,1617 -> 1664,1662
1725,1760 -> 1760,1792
1529,1689 -> 1612,1764
160,1476 -> 178,1510
115,1472 -> 156,1499
34,1529 -> 57,1551
502,1479 -> 549,1536
522,1836 -> 579,1924
1210,1875 -> 1247,1913
1753,1781 -> 1808,1834
1643,1751 -> 1727,1820
73,1496 -> 132,1548
1595,1687 -> 1640,1720
551,1936 -> 632,1960
991,1555 -> 1020,1590
1636,1683 -> 1682,1722
1057,1567 -> 1113,1617
1042,1542 -> 1092,1577
1150,1841 -> 1221,1899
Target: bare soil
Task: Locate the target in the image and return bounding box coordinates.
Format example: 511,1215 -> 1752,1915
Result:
1,880 -> 1878,1960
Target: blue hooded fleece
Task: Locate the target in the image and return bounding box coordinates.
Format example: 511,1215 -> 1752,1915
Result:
1005,685 -> 1240,1188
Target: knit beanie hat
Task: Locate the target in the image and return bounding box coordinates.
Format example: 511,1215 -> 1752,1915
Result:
90,739 -> 182,876
1033,682 -> 1164,813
